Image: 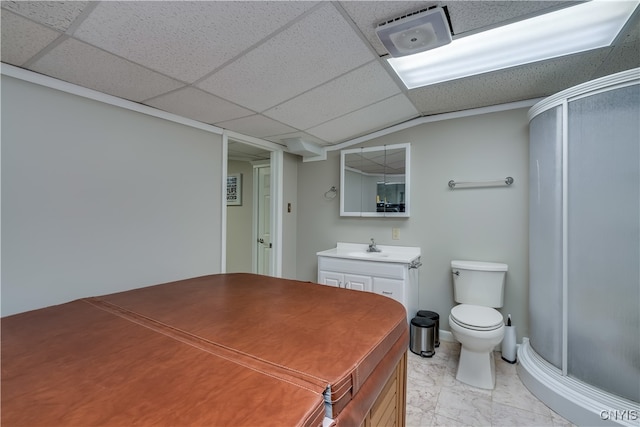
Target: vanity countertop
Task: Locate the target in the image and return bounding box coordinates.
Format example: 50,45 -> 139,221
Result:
317,242 -> 421,264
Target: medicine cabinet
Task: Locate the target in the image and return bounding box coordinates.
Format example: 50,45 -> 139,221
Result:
340,143 -> 410,217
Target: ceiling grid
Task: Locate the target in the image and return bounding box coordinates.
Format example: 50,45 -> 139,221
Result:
1,1 -> 638,152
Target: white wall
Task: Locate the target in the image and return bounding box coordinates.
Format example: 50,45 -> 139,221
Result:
281,152 -> 299,279
1,75 -> 223,316
296,108 -> 530,340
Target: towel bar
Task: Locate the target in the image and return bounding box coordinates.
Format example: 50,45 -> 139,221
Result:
448,177 -> 514,189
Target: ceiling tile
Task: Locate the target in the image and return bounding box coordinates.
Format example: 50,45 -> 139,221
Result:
30,38 -> 184,102
145,87 -> 254,125
407,49 -> 613,115
594,41 -> 640,80
263,61 -> 401,130
72,1 -> 317,83
306,94 -> 419,143
215,115 -> 298,139
197,3 -> 377,112
592,19 -> 640,79
1,1 -> 89,32
1,10 -> 60,66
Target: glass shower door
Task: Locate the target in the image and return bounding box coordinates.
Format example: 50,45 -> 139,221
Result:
566,85 -> 640,402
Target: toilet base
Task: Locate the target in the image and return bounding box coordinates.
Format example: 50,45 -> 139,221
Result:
455,347 -> 496,389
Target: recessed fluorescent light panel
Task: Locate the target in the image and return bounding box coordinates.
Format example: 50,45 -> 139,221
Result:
388,1 -> 639,89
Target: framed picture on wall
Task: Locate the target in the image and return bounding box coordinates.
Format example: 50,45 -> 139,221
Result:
227,173 -> 242,206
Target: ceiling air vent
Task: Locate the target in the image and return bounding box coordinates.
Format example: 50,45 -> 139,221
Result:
376,6 -> 452,57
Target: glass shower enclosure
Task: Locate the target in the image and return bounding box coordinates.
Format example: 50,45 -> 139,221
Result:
520,68 -> 639,426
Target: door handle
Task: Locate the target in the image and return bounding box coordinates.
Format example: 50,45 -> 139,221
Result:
257,238 -> 272,248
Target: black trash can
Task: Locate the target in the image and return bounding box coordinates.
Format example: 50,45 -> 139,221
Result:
409,317 -> 435,358
417,310 -> 440,347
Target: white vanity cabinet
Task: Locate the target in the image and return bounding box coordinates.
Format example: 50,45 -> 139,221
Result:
317,243 -> 421,324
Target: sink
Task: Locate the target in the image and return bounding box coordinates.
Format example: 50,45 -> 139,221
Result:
317,242 -> 421,264
346,251 -> 390,258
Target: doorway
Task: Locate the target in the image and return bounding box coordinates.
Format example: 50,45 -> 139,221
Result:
225,137 -> 280,276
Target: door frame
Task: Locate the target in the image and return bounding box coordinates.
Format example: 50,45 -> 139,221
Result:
221,131 -> 283,277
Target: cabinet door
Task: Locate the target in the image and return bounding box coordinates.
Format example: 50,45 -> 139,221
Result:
344,274 -> 372,292
373,277 -> 404,304
318,271 -> 344,288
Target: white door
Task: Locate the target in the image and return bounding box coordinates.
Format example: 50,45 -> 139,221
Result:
256,165 -> 271,275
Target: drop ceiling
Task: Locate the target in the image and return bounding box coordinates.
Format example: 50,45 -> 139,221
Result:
2,1 -> 639,150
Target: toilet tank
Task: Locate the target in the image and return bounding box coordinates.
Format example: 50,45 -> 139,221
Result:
451,260 -> 508,307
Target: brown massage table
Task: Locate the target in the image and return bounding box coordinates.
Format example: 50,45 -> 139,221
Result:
2,273 -> 408,426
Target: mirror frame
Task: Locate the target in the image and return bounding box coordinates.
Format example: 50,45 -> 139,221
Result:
340,143 -> 410,217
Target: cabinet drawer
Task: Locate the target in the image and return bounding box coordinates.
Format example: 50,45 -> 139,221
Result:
372,277 -> 404,305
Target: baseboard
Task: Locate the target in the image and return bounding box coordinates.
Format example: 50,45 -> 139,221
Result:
439,329 -> 456,343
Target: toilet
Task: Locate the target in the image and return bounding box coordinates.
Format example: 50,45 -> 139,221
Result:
449,260 -> 508,389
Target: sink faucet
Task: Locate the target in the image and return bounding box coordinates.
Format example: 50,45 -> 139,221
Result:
368,238 -> 381,252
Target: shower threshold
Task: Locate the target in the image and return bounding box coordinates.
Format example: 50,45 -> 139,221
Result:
517,338 -> 639,427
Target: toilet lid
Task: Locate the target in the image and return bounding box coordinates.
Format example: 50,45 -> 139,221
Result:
451,304 -> 503,331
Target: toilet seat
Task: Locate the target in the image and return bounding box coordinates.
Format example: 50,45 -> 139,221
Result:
450,304 -> 503,331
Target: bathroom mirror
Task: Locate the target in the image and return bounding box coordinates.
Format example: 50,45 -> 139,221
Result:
340,143 -> 410,217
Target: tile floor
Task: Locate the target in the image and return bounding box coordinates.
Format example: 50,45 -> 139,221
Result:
405,341 -> 575,426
